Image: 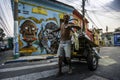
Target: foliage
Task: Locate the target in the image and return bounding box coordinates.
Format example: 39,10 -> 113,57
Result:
115,27 -> 120,32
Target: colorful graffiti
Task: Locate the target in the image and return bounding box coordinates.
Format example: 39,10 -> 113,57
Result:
19,20 -> 38,54
38,22 -> 59,54
19,19 -> 59,55
20,20 -> 38,46
18,0 -> 74,55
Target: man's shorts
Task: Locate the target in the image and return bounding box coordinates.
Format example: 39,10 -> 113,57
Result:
57,40 -> 71,58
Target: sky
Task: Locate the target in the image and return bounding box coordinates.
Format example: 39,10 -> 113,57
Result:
0,0 -> 120,37
0,0 -> 14,37
57,0 -> 120,32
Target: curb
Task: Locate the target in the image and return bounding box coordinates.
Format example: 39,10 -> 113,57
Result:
3,55 -> 56,64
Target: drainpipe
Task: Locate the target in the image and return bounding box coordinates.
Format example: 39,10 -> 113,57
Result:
13,0 -> 19,59
82,0 -> 86,32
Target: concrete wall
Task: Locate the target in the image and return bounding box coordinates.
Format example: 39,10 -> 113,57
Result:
18,0 -> 74,55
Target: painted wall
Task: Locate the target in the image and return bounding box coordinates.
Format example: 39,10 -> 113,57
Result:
18,0 -> 74,55
114,33 -> 120,46
86,29 -> 94,41
73,9 -> 89,31
102,32 -> 114,46
93,29 -> 100,46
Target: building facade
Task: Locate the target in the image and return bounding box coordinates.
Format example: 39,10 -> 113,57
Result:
102,32 -> 114,46
114,32 -> 120,46
18,0 -> 74,55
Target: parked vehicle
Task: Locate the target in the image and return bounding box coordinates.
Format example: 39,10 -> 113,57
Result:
50,23 -> 100,71
0,41 -> 8,51
70,24 -> 100,71
0,44 -> 6,51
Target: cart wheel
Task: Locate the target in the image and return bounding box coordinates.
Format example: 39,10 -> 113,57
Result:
87,53 -> 98,71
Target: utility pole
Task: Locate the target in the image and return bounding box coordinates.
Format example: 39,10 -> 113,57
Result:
14,0 -> 19,58
82,0 -> 86,32
106,26 -> 108,33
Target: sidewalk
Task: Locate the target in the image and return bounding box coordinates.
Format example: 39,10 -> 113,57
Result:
3,54 -> 57,64
0,49 -> 58,65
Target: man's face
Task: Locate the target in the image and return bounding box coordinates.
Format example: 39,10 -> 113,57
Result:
63,15 -> 70,22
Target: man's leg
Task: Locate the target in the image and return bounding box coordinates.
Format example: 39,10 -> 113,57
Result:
66,57 -> 72,74
58,56 -> 63,74
64,43 -> 72,74
57,44 -> 64,76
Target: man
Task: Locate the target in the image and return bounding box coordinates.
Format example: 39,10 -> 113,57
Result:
52,14 -> 73,75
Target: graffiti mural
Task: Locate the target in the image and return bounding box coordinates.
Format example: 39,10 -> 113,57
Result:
19,19 -> 59,55
18,0 -> 74,55
20,20 -> 38,47
38,22 -> 59,54
19,20 -> 38,55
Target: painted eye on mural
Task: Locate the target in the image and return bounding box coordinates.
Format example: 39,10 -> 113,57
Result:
25,27 -> 28,29
32,27 -> 35,30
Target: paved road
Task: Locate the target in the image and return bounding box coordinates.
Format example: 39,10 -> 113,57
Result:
41,47 -> 120,80
0,47 -> 120,80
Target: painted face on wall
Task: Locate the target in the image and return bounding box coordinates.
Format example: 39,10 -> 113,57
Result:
20,20 -> 38,46
38,22 -> 59,54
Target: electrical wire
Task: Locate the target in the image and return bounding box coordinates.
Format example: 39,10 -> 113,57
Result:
86,0 -> 120,26
88,11 -> 119,28
94,0 -> 120,18
98,0 -> 120,12
58,0 -> 120,32
88,11 -> 120,20
62,0 -> 82,9
86,12 -> 99,29
64,0 -> 120,20
58,0 -> 102,29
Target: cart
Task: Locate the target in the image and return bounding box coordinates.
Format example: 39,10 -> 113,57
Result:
71,25 -> 101,71
48,23 -> 100,71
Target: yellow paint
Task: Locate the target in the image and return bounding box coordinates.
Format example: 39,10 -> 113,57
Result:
28,17 -> 44,24
20,46 -> 37,53
46,17 -> 58,24
39,19 -> 44,24
15,0 -> 18,2
32,7 -> 48,15
18,16 -> 25,21
59,13 -> 64,19
73,15 -> 82,27
72,52 -> 77,56
19,1 -> 65,13
28,17 -> 39,23
18,16 -> 44,24
93,29 -> 100,46
18,35 -> 23,48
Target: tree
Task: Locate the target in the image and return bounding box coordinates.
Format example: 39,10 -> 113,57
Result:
0,28 -> 6,41
115,27 -> 120,32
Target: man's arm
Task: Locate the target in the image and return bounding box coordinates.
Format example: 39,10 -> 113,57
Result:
52,27 -> 60,32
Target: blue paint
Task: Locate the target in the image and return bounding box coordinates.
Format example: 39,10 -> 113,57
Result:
18,0 -> 74,55
114,33 -> 120,46
15,42 -> 19,53
20,0 -> 74,13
